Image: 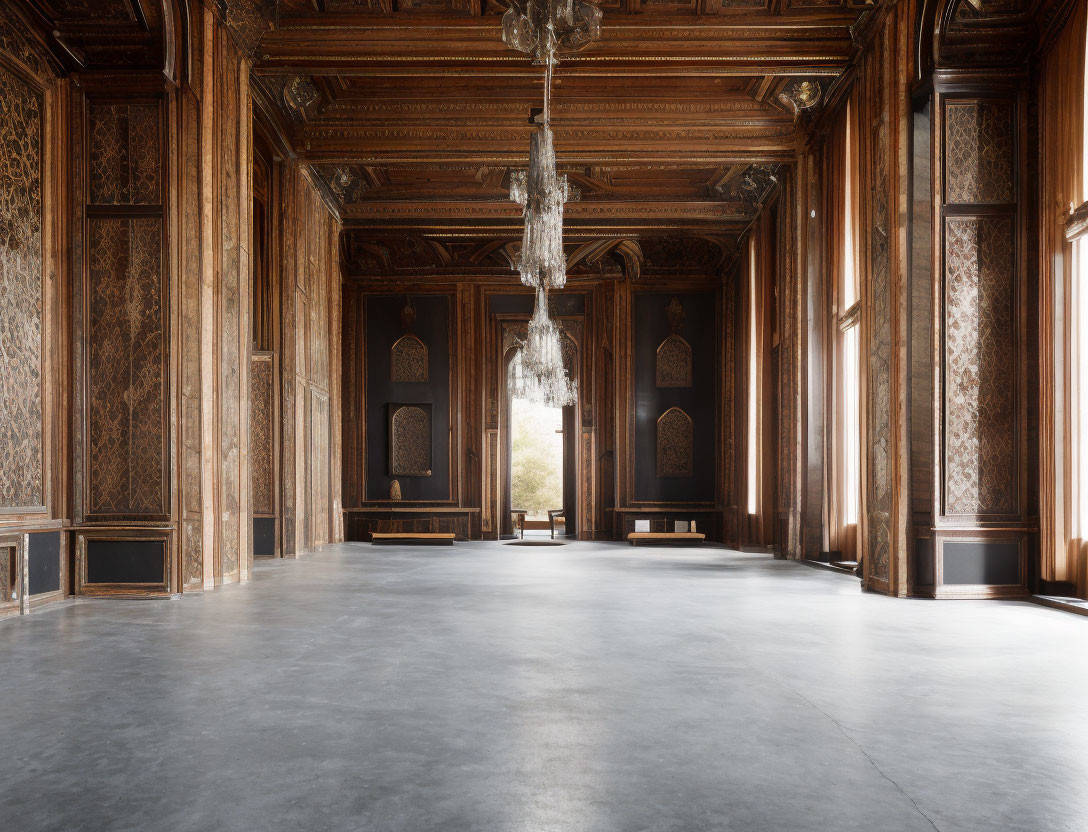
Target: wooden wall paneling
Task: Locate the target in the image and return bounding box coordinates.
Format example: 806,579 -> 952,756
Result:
613,276 -> 632,535
217,38 -> 242,582
342,284 -> 364,511
80,93 -> 170,526
456,282 -> 482,536
238,56 -> 253,580
777,172 -> 804,557
75,529 -> 173,598
178,68 -> 206,589
197,4 -> 220,586
843,2 -> 910,595
0,533 -> 29,619
798,143 -> 827,559
722,267 -> 739,548
272,165 -> 342,552
279,167 -> 297,556
310,389 -> 330,547
923,78 -> 1031,599
594,281 -> 616,540
328,220 -> 344,543
0,37 -> 65,529
904,0 -> 1037,598
250,352 -> 275,517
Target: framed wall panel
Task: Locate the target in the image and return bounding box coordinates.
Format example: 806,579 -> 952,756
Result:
75,531 -> 172,597
79,94 -> 169,524
363,293 -> 454,502
0,58 -> 46,516
630,290 -> 719,504
0,533 -> 28,618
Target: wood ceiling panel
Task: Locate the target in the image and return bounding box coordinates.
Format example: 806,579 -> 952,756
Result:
255,0 -> 862,260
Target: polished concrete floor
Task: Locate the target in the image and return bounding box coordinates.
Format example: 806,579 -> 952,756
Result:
2,542 -> 1087,832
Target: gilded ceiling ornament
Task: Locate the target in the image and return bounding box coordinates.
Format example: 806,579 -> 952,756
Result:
716,164 -> 780,211
284,75 -> 319,114
777,78 -> 823,116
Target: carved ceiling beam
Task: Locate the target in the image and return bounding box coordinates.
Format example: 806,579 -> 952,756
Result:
255,17 -> 857,73
336,199 -> 757,222
295,127 -> 798,164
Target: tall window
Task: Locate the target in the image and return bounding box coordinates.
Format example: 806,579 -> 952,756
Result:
832,98 -> 862,552
747,236 -> 760,516
1041,0 -> 1088,595
1063,16 -> 1088,576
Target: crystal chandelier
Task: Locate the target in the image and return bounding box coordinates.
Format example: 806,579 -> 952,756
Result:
509,287 -> 578,408
508,127 -> 570,290
502,0 -> 599,406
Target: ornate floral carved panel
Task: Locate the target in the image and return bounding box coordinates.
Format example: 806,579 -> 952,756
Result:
0,64 -> 44,510
944,101 -> 1014,205
88,102 -> 161,205
656,407 -> 693,477
865,29 -> 893,582
944,216 -> 1016,516
391,333 -> 428,383
390,404 -> 432,476
87,218 -> 165,516
250,355 -> 275,516
655,335 -> 692,387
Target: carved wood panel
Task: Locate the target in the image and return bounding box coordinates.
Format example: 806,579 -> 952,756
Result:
391,333 -> 428,383
863,25 -> 894,583
944,100 -> 1014,205
944,215 -> 1016,516
311,389 -> 330,546
657,407 -> 693,477
87,217 -> 165,516
655,335 -> 692,387
0,64 -> 44,510
88,102 -> 160,205
390,404 -> 432,476
251,355 -> 275,516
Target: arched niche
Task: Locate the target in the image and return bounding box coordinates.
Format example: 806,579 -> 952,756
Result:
389,404 -> 432,477
655,334 -> 692,388
391,333 -> 428,383
657,407 -> 693,478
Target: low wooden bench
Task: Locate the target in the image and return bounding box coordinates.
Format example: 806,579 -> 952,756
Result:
627,532 -> 705,546
371,532 -> 455,545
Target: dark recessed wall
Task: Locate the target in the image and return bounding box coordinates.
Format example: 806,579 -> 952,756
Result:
633,291 -> 718,503
365,294 -> 452,501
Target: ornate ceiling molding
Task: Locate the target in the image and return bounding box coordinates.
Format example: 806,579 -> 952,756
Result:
343,231 -> 735,279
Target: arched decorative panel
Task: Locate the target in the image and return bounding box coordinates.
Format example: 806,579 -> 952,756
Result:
391,333 -> 428,383
390,404 -> 432,476
657,407 -> 693,478
655,334 -> 692,388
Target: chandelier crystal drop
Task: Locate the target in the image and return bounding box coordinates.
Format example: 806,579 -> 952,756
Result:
501,0 -> 601,65
509,126 -> 570,290
502,0 -> 600,406
509,287 -> 578,408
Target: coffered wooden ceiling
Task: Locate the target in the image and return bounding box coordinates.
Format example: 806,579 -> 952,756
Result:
247,0 -> 873,270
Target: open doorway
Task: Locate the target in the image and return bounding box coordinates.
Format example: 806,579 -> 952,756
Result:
510,398 -> 565,536
499,319 -> 580,539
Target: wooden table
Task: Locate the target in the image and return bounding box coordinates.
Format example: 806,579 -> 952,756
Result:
627,532 -> 706,546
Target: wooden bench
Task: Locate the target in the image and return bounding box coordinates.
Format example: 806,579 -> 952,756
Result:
370,532 -> 455,545
627,532 -> 705,546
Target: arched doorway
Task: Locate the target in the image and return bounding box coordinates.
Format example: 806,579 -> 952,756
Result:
498,318 -> 582,539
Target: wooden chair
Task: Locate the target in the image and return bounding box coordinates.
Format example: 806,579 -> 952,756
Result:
548,509 -> 565,539
511,509 -> 527,539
